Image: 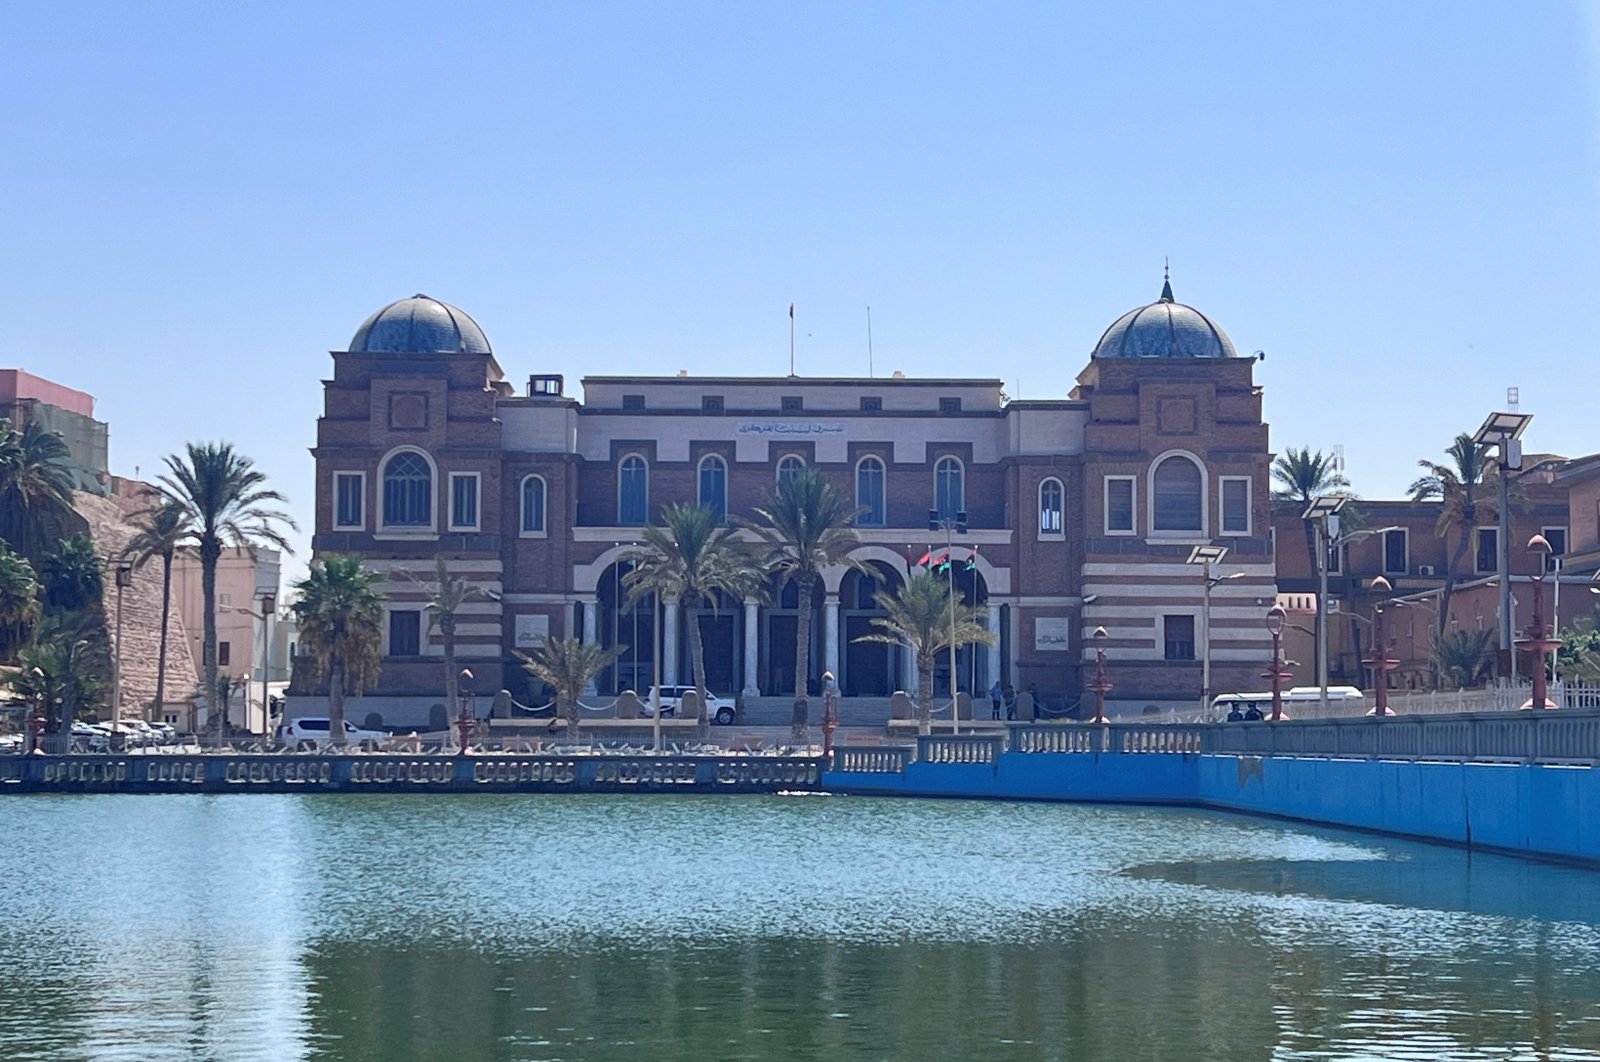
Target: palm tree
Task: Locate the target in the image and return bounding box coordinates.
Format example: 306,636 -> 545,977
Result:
122,494 -> 192,718
1429,628 -> 1494,690
1271,446 -> 1352,577
854,571 -> 995,735
39,533 -> 103,614
402,557 -> 485,723
291,555 -> 384,747
0,542 -> 41,661
1408,433 -> 1499,637
14,620 -> 107,752
517,636 -> 624,743
623,504 -> 764,738
0,418 -> 77,561
744,467 -> 864,742
158,442 -> 294,739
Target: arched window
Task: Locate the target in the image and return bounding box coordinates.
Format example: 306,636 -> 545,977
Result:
698,455 -> 728,522
777,455 -> 806,488
618,455 -> 648,525
935,457 -> 964,521
856,457 -> 885,526
1152,455 -> 1203,532
1039,478 -> 1064,535
382,451 -> 432,527
521,475 -> 547,535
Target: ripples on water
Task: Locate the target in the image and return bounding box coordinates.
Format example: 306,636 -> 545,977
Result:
2,794 -> 1599,1060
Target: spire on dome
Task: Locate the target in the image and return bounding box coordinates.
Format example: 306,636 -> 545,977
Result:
1159,258 -> 1174,303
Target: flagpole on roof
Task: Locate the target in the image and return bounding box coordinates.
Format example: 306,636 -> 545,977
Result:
789,302 -> 796,377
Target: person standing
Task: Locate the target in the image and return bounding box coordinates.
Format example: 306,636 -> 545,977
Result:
989,680 -> 1003,720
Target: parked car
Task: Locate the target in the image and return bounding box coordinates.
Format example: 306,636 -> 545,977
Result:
279,717 -> 388,750
69,722 -> 110,752
642,686 -> 736,726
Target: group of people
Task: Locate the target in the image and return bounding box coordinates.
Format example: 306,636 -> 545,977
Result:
989,682 -> 1033,721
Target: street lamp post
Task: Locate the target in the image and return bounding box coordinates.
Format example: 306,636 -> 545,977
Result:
1187,545 -> 1242,714
1472,411 -> 1533,683
1363,576 -> 1398,717
455,667 -> 476,754
1264,605 -> 1291,722
1302,496 -> 1347,720
1088,626 -> 1111,725
111,562 -> 133,738
1517,535 -> 1561,710
259,592 -> 275,738
929,508 -> 968,735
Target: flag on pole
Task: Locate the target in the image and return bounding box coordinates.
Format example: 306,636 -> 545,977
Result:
965,546 -> 979,572
789,303 -> 794,319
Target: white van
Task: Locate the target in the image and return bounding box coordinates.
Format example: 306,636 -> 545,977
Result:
643,686 -> 736,726
1212,686 -> 1367,720
280,717 -> 388,750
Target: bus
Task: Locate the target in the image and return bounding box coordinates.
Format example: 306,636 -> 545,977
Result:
1211,686 -> 1366,720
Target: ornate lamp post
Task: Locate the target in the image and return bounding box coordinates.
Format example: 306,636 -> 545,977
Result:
1363,576 -> 1399,717
1264,605 -> 1292,722
1517,535 -> 1561,710
1087,626 -> 1111,725
455,667 -> 477,754
110,561 -> 133,740
1187,545 -> 1243,715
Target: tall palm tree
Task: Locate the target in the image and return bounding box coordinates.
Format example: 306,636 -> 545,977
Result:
403,557 -> 485,723
0,542 -> 41,662
14,617 -> 107,753
1271,446 -> 1352,576
291,554 -> 384,748
517,636 -> 624,744
1408,433 -> 1498,637
744,467 -> 864,742
39,534 -> 103,614
122,494 -> 192,718
623,504 -> 763,736
158,442 -> 294,739
0,418 -> 77,562
854,571 -> 995,735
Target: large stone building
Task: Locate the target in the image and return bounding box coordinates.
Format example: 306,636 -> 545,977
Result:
309,279 -> 1280,725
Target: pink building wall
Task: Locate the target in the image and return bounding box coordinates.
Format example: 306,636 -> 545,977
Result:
0,369 -> 95,417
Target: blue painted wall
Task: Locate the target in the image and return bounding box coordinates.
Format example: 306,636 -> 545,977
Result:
823,753 -> 1600,865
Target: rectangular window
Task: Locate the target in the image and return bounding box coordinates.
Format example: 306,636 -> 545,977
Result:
449,473 -> 480,531
1384,529 -> 1409,575
1475,527 -> 1498,575
333,472 -> 365,530
1543,526 -> 1567,573
1220,477 -> 1250,535
1163,615 -> 1196,661
622,394 -> 645,410
1105,477 -> 1135,534
388,611 -> 421,657
702,395 -> 724,413
218,641 -> 231,667
860,396 -> 882,412
781,395 -> 803,412
939,397 -> 962,413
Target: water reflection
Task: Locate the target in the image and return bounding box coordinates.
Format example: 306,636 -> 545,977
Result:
0,795 -> 1598,1060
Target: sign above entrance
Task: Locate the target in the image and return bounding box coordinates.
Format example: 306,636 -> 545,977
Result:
514,614 -> 550,650
1034,617 -> 1071,651
736,421 -> 846,437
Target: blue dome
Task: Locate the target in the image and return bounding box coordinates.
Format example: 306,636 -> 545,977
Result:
349,294 -> 492,355
1091,279 -> 1236,359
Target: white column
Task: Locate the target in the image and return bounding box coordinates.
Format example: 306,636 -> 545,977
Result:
580,597 -> 599,695
663,596 -> 680,686
742,601 -> 761,697
566,600 -> 579,641
903,644 -> 919,695
987,604 -> 1002,689
823,594 -> 841,681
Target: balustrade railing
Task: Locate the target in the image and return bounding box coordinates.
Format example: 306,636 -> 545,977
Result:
916,735 -> 1003,765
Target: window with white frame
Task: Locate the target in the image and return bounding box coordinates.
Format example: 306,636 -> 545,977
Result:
388,610 -> 421,657
1326,541 -> 1346,575
1220,477 -> 1250,535
520,475 -> 547,535
1039,478 -> 1064,536
699,455 -> 728,521
856,457 -> 885,526
448,473 -> 480,531
777,455 -> 806,488
1383,528 -> 1408,575
381,450 -> 432,527
333,472 -> 365,530
934,457 -> 963,520
1542,526 -> 1567,573
618,455 -> 648,524
1162,614 -> 1196,661
1475,527 -> 1498,575
1105,476 -> 1136,534
1152,455 -> 1203,532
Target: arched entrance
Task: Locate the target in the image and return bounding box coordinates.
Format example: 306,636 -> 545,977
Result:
762,576 -> 822,697
684,589 -> 741,696
597,560 -> 656,694
841,563 -> 904,695
928,563 -> 990,698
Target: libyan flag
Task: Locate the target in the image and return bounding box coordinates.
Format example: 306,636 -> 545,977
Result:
917,548 -> 950,572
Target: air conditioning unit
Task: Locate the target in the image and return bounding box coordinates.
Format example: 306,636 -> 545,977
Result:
1418,564 -> 1437,577
1327,598 -> 1341,613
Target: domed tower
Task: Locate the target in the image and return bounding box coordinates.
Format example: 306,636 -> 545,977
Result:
308,295 -> 511,713
1070,273 -> 1274,711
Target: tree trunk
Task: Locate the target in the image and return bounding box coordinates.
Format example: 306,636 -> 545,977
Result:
328,656 -> 347,747
442,610 -> 458,728
154,552 -> 172,722
687,603 -> 710,741
564,693 -> 580,744
201,537 -> 220,746
791,572 -> 814,743
916,652 -> 935,736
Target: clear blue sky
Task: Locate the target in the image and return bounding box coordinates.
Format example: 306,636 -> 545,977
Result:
5,2 -> 1598,579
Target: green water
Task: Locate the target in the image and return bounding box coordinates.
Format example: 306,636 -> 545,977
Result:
3,794 -> 1600,1061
